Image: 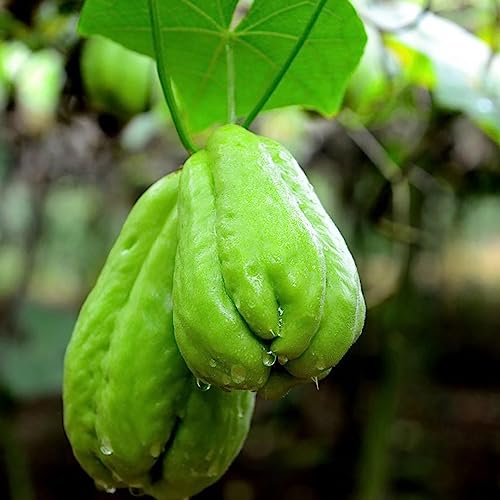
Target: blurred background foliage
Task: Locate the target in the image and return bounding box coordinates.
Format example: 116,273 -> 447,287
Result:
0,0 -> 499,499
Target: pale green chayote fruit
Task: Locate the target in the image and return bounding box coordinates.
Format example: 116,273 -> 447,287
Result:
173,125 -> 365,399
63,171 -> 255,500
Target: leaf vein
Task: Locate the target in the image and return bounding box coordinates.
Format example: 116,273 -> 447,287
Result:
193,38 -> 226,107
160,27 -> 222,36
234,37 -> 324,107
180,0 -> 224,31
237,1 -> 311,34
239,31 -> 299,41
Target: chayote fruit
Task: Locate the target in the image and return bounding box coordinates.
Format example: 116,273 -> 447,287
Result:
63,171 -> 255,500
173,125 -> 365,399
81,36 -> 154,117
64,123 -> 365,497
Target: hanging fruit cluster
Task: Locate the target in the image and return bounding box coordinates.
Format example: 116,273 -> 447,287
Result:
63,125 -> 365,499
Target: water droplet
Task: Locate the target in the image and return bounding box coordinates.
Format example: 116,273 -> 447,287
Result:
196,378 -> 211,391
207,465 -> 219,478
279,151 -> 289,161
94,480 -> 108,492
222,374 -> 232,386
277,306 -> 284,330
311,376 -> 319,390
231,365 -> 246,384
129,487 -> 145,497
277,354 -> 288,365
209,358 -> 217,368
262,350 -> 276,367
150,442 -> 162,458
99,442 -> 113,456
105,487 -> 116,494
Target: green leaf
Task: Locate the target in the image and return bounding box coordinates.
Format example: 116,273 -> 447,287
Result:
0,303 -> 75,399
78,0 -> 366,133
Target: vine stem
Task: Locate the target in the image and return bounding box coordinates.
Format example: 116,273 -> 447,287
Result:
148,0 -> 197,154
242,0 -> 328,129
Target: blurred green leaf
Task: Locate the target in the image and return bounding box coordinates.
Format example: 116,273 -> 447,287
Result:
81,36 -> 156,117
386,39 -> 436,89
355,0 -> 500,142
30,184 -> 107,303
346,26 -> 396,120
0,180 -> 33,239
15,48 -> 65,133
0,40 -> 31,85
0,303 -> 75,399
0,246 -> 24,296
458,196 -> 500,244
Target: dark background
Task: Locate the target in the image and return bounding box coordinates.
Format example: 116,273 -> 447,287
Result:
1,1 -> 500,499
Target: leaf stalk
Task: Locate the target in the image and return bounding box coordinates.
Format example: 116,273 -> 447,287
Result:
148,0 -> 198,154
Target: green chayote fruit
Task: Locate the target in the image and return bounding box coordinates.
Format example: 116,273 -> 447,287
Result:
63,171 -> 255,500
81,36 -> 154,117
173,125 -> 365,399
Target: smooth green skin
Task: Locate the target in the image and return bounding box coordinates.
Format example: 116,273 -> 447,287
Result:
174,125 -> 365,398
81,36 -> 153,117
63,171 -> 255,499
173,151 -> 270,391
146,384 -> 254,500
208,126 -> 326,357
258,137 -> 366,380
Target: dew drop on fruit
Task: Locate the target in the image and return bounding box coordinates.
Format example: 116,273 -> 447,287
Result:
95,480 -> 112,492
150,442 -> 162,458
277,354 -> 288,365
262,350 -> 276,367
231,365 -> 246,384
209,358 -> 217,368
99,444 -> 113,456
207,464 -> 219,478
129,487 -> 145,497
196,378 -> 211,391
277,306 -> 284,330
